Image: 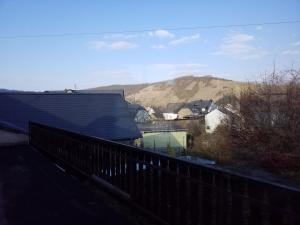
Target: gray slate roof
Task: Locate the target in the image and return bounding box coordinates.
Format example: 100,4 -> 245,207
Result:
127,103 -> 145,118
184,100 -> 214,114
44,89 -> 125,98
0,93 -> 141,141
164,103 -> 185,113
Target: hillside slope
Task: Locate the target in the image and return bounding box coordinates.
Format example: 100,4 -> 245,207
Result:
89,75 -> 243,107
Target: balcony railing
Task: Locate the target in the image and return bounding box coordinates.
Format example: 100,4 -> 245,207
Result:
29,122 -> 300,225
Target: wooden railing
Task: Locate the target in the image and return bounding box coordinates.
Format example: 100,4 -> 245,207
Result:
29,122 -> 300,225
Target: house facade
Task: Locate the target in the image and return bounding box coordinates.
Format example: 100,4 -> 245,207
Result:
135,110 -> 151,123
205,108 -> 228,133
139,131 -> 187,151
163,113 -> 178,120
128,103 -> 152,123
136,121 -> 187,151
177,108 -> 193,119
176,99 -> 217,119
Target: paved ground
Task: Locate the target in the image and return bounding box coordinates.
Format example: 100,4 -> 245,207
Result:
0,144 -> 134,225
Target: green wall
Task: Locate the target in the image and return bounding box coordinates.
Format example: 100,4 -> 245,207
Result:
140,131 -> 187,150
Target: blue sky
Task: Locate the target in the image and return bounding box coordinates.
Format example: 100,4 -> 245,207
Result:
0,0 -> 300,91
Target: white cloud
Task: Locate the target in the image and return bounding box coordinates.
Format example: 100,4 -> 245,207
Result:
90,40 -> 138,50
109,41 -> 138,49
148,29 -> 174,38
92,41 -> 107,49
282,40 -> 300,55
228,34 -> 255,42
292,41 -> 300,47
152,44 -> 166,49
282,49 -> 300,55
214,33 -> 266,59
169,34 -> 200,46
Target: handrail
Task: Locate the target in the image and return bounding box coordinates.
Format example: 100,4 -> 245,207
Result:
29,121 -> 300,225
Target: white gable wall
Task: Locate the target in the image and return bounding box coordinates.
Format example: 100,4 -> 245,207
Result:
205,109 -> 228,133
163,113 -> 178,120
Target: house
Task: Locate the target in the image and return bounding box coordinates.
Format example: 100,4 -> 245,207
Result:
163,113 -> 178,120
205,106 -> 238,133
0,92 -> 141,143
177,107 -> 193,119
135,110 -> 151,123
215,94 -> 239,110
136,121 -> 187,152
127,103 -> 151,123
79,89 -> 125,98
145,106 -> 155,115
145,106 -> 159,120
150,107 -> 164,120
164,103 -> 185,114
205,108 -> 228,133
46,89 -> 125,99
186,99 -> 216,114
178,99 -> 216,119
161,103 -> 185,120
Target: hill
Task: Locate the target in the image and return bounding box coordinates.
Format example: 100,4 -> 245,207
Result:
88,75 -> 243,107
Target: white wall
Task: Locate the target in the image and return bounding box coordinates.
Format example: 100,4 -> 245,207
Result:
205,109 -> 228,133
163,113 -> 178,120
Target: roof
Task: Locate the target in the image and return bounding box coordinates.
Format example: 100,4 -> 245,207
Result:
184,99 -> 214,114
218,106 -> 240,119
206,107 -> 240,123
45,89 -> 125,98
149,107 -> 164,119
137,121 -> 187,132
215,95 -> 240,111
164,102 -> 185,113
127,103 -> 145,112
177,107 -> 193,114
127,103 -> 146,118
0,93 -> 141,141
0,89 -> 125,98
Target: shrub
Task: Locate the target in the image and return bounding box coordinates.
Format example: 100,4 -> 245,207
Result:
234,69 -> 300,172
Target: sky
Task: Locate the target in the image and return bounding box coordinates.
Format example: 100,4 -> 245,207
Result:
0,0 -> 300,91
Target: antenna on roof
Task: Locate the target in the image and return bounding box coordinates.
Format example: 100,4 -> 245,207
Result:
74,84 -> 77,90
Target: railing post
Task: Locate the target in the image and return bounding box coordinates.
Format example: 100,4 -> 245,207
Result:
127,149 -> 134,201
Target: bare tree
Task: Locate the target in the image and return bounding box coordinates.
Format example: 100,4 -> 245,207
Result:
235,69 -> 300,171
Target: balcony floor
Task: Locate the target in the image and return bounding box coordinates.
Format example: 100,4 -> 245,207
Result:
0,144 -> 134,225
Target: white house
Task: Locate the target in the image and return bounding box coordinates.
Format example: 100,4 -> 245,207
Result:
135,109 -> 151,123
163,113 -> 178,120
205,109 -> 228,133
145,106 -> 155,115
128,103 -> 151,123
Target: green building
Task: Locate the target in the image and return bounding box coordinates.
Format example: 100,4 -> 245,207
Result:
136,121 -> 187,152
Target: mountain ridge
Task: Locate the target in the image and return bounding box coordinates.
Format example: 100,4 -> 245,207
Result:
88,75 -> 243,107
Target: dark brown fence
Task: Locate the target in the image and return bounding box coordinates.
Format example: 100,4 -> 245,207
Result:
29,122 -> 300,225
